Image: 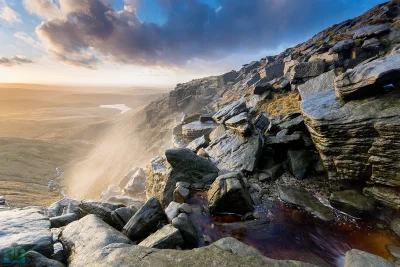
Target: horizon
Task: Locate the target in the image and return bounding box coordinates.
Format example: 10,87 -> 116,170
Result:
0,0 -> 387,87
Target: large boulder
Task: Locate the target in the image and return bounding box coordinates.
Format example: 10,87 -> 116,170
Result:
205,130 -> 262,172
334,54 -> 400,99
291,60 -> 326,82
277,185 -> 334,221
61,214 -> 316,267
50,213 -> 78,228
122,197 -> 167,242
146,149 -> 219,206
344,249 -> 396,267
329,190 -> 376,218
111,207 -> 137,229
0,208 -> 52,257
298,70 -> 336,100
79,200 -> 122,227
287,150 -> 317,180
352,24 -> 390,39
301,88 -> 400,208
208,172 -> 254,215
186,135 -> 209,152
225,112 -> 251,136
182,121 -> 217,142
258,62 -> 284,81
25,251 -> 65,267
329,39 -> 354,54
172,213 -> 198,248
213,98 -> 247,124
138,224 -> 184,249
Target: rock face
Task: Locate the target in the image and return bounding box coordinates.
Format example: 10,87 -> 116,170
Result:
61,214 -> 314,267
344,249 -> 396,267
122,197 -> 167,242
334,54 -> 400,99
138,224 -> 184,249
205,130 -> 262,172
208,172 -> 254,215
363,187 -> 400,211
297,70 -> 336,100
278,185 -> 334,221
0,208 -> 53,257
213,98 -> 247,124
301,88 -> 400,208
329,190 -> 376,218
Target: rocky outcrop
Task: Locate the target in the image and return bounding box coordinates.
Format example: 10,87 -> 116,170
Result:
334,54 -> 400,99
363,186 -> 400,210
0,208 -> 53,257
329,190 -> 376,218
208,172 -> 254,215
122,197 -> 167,242
138,224 -> 184,249
182,121 -> 217,142
297,70 -> 336,100
351,24 -> 390,39
344,249 -> 396,267
205,130 -> 262,172
278,185 -> 334,221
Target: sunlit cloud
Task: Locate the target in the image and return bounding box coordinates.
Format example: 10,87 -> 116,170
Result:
0,55 -> 34,67
14,32 -> 42,49
0,6 -> 21,23
22,0 -> 61,19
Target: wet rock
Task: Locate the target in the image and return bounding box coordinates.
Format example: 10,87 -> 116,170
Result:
334,54 -> 400,100
50,213 -> 78,228
277,185 -> 334,221
173,185 -> 190,203
301,88 -> 400,191
362,38 -> 380,49
208,172 -> 254,215
363,186 -> 400,210
205,130 -> 262,172
122,197 -> 167,242
178,203 -> 192,214
25,251 -> 65,267
329,190 -> 376,218
165,201 -> 180,222
391,218 -> 400,237
259,164 -> 284,182
329,39 -> 354,54
79,200 -> 122,227
0,207 -> 53,257
298,70 -> 336,100
213,98 -> 247,124
182,121 -> 217,142
352,24 -> 390,38
111,207 -> 137,229
186,135 -> 209,152
287,150 -> 316,180
291,60 -> 326,82
225,112 -> 251,136
138,224 -> 184,249
172,213 -> 198,248
386,244 -> 400,260
344,249 -> 396,267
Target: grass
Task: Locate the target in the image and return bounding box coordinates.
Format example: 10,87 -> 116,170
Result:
257,92 -> 301,117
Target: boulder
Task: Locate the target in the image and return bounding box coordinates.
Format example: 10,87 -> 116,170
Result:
259,164 -> 284,182
186,135 -> 209,152
277,185 -> 334,221
111,207 -> 137,229
254,113 -> 270,133
182,121 -> 217,142
118,167 -> 139,189
79,200 -> 122,227
200,114 -> 214,123
212,98 -> 247,124
122,197 -> 167,242
178,203 -> 192,214
205,130 -> 262,173
298,70 -> 336,100
225,112 -> 251,136
291,60 -> 326,82
253,81 -> 273,95
25,251 -> 65,267
329,39 -> 354,54
209,124 -> 227,141
138,224 -> 184,249
208,172 -> 254,215
344,249 -> 396,267
301,88 -> 400,205
287,150 -> 317,180
329,190 -> 376,218
243,73 -> 261,88
123,168 -> 146,197
258,62 -> 284,81
391,218 -> 400,237
352,24 -> 390,39
334,54 -> 400,99
363,187 -> 400,211
147,149 -> 219,206
386,245 -> 400,261
362,38 -> 380,49
173,185 -> 190,203
50,213 -> 78,228
165,201 -> 180,222
48,198 -> 78,218
172,213 -> 198,248
0,208 -> 52,257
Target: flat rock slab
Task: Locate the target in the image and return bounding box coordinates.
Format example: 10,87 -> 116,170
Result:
278,185 -> 334,221
0,207 -> 53,257
352,24 -> 390,39
330,190 -> 376,218
344,249 -> 396,267
298,70 -> 336,100
138,224 -> 183,249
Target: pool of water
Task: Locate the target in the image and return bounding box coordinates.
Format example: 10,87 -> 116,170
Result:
100,104 -> 132,113
188,192 -> 400,267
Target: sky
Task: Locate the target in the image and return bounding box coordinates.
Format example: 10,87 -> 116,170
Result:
0,0 -> 387,87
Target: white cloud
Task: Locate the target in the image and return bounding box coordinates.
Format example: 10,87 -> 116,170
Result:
22,0 -> 61,19
0,6 -> 21,23
14,32 -> 42,49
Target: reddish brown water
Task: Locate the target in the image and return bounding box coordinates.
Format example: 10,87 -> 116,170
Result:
188,192 -> 400,267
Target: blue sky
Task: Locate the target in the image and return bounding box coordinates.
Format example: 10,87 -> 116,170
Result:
0,0 -> 388,86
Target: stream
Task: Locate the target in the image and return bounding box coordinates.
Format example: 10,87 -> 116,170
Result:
188,192 -> 400,267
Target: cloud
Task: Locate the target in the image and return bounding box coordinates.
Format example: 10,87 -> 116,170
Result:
0,6 -> 21,23
0,55 -> 34,67
36,0 -> 379,69
14,32 -> 42,49
22,0 -> 61,19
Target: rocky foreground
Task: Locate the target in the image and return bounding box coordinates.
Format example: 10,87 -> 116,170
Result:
1,1 -> 400,266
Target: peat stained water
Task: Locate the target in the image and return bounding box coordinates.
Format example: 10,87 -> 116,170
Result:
188,192 -> 400,267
